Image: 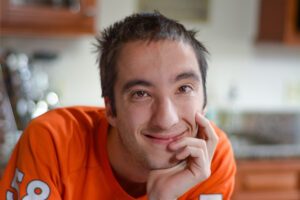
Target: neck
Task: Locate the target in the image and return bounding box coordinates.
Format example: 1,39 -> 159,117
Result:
111,167 -> 147,197
107,126 -> 148,197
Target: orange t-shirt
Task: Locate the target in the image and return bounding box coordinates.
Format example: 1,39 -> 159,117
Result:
0,106 -> 236,200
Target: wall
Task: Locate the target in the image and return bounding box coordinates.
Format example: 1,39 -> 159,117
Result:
184,0 -> 300,111
1,0 -> 300,111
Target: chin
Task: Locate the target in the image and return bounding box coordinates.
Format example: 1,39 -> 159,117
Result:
148,156 -> 181,170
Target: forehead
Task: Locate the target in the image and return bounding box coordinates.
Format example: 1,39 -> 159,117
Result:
115,40 -> 200,82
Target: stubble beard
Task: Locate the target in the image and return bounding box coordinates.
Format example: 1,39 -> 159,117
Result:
118,130 -> 179,172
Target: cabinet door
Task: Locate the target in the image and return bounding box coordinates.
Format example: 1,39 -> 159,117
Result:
233,159 -> 300,200
0,0 -> 96,36
257,0 -> 300,45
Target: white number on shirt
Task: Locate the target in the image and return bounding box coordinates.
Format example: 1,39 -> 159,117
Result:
6,168 -> 24,200
6,168 -> 50,200
23,180 -> 50,200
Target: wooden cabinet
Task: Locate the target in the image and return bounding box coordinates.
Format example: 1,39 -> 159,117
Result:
233,159 -> 300,200
257,0 -> 300,45
0,0 -> 96,36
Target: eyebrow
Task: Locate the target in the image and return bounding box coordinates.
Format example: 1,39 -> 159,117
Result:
174,71 -> 201,83
122,79 -> 153,93
121,71 -> 201,93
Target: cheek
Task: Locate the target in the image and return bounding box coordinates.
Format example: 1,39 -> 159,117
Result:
178,94 -> 204,113
117,103 -> 151,131
177,95 -> 203,129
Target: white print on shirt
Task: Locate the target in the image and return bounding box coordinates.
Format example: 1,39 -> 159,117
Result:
199,194 -> 223,200
22,180 -> 50,200
6,168 -> 50,200
6,168 -> 24,199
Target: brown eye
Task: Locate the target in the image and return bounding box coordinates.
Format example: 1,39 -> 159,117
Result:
131,90 -> 150,100
178,85 -> 193,94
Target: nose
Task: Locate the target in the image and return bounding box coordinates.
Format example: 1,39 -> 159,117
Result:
150,97 -> 179,130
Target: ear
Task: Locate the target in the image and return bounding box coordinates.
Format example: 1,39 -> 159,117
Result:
104,97 -> 117,127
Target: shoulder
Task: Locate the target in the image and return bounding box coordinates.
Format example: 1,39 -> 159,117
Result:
14,106 -> 108,176
0,106 -> 108,198
25,106 -> 106,138
20,105 -> 107,153
31,106 -> 106,128
18,106 -> 108,164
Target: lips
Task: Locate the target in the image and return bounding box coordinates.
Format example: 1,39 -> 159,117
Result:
144,131 -> 186,144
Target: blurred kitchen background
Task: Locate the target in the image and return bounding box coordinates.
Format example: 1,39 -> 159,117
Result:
1,0 -> 300,199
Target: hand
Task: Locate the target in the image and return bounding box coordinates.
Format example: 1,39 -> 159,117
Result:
147,113 -> 219,200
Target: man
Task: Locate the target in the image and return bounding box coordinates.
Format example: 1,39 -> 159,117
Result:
0,12 -> 236,200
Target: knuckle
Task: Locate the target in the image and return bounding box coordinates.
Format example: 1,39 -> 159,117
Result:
186,146 -> 193,154
195,167 -> 211,180
201,167 -> 211,179
197,139 -> 206,149
199,139 -> 206,146
204,168 -> 211,179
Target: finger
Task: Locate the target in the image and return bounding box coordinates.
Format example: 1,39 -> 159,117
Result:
195,112 -> 219,160
169,137 -> 207,151
176,146 -> 207,164
169,137 -> 209,162
178,146 -> 211,180
195,112 -> 218,141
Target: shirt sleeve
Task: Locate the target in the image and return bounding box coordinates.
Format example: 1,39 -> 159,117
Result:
0,118 -> 63,200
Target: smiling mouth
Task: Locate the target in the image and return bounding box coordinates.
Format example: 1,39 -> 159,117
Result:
144,131 -> 186,144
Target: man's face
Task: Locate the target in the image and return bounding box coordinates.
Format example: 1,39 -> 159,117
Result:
107,40 -> 205,170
